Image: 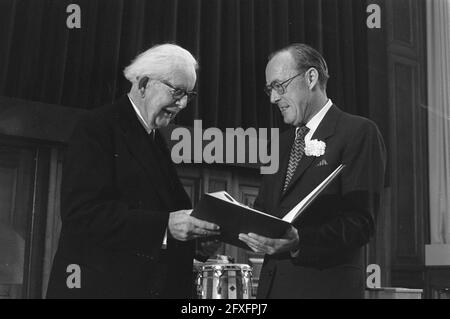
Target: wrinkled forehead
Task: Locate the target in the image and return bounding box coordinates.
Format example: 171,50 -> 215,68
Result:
265,51 -> 296,84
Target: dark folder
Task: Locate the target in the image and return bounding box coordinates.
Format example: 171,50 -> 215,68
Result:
192,164 -> 345,250
192,193 -> 290,250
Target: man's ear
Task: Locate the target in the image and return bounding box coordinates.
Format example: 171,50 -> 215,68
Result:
138,76 -> 149,97
138,76 -> 149,90
307,68 -> 319,90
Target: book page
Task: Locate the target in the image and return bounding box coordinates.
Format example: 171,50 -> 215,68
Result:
207,191 -> 282,220
208,191 -> 237,203
282,164 -> 345,223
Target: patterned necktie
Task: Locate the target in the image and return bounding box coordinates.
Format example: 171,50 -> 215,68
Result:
283,126 -> 309,192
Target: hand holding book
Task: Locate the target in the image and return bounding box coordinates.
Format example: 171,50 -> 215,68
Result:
168,209 -> 221,241
238,226 -> 299,255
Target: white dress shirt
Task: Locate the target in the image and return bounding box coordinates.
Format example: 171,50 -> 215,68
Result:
296,99 -> 333,142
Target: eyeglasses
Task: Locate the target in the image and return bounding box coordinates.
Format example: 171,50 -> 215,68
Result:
158,80 -> 197,103
264,72 -> 305,96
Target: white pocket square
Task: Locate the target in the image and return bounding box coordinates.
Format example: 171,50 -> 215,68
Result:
316,159 -> 328,167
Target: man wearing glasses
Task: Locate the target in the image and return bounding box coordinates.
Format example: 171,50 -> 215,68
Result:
239,43 -> 386,298
47,44 -> 220,298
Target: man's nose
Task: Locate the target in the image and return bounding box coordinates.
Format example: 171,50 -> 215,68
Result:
175,95 -> 188,109
270,90 -> 281,104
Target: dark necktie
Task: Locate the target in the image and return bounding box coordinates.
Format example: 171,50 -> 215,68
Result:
283,126 -> 309,192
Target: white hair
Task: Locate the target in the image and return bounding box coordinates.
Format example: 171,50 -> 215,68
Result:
123,43 -> 198,83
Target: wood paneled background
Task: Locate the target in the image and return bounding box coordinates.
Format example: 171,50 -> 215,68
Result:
385,0 -> 428,288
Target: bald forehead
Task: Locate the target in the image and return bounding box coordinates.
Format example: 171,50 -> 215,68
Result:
265,51 -> 296,84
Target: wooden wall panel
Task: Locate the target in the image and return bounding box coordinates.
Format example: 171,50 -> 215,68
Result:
391,59 -> 419,262
386,0 -> 428,288
392,0 -> 415,46
0,143 -> 38,298
0,150 -> 25,299
41,148 -> 63,297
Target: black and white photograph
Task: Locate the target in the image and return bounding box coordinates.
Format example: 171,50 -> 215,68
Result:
0,0 -> 449,303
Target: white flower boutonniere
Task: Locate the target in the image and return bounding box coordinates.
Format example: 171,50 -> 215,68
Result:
305,139 -> 326,157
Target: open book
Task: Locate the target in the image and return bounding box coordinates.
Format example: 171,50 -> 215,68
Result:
191,164 -> 345,250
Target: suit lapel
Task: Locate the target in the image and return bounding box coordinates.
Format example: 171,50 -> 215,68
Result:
115,96 -> 173,205
281,105 -> 341,197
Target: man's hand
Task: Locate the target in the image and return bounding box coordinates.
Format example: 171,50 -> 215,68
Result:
168,209 -> 220,241
238,226 -> 299,255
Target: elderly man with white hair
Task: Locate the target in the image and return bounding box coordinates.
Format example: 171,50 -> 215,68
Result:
47,44 -> 220,299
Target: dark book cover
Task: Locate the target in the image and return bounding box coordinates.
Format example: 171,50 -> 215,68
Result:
191,165 -> 345,250
191,194 -> 290,250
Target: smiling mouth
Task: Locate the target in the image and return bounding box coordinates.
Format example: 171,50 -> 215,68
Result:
279,105 -> 289,112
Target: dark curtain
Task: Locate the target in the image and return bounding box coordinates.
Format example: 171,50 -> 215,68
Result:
0,0 -> 374,131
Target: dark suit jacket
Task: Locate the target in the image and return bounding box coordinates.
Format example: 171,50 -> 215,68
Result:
255,105 -> 386,299
46,96 -> 194,299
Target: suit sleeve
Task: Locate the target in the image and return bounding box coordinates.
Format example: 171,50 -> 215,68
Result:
292,121 -> 386,266
253,178 -> 268,212
61,114 -> 168,257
